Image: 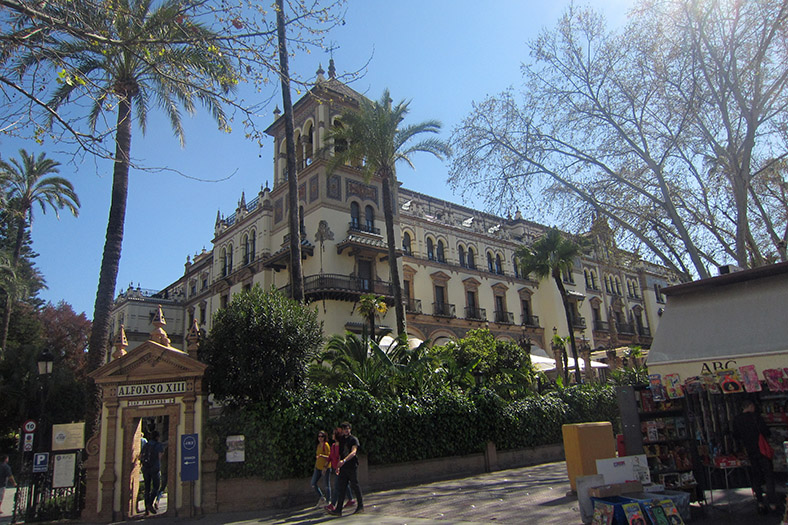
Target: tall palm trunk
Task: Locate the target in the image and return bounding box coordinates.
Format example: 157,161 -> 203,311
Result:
276,0 -> 304,302
0,214 -> 28,353
554,271 -> 581,383
85,96 -> 132,438
381,172 -> 405,336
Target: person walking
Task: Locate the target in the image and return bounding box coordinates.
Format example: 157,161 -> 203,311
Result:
0,455 -> 17,515
327,422 -> 363,517
733,399 -> 776,514
311,430 -> 331,507
140,431 -> 165,516
325,426 -> 354,512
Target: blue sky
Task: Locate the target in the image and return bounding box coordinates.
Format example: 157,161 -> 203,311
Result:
19,0 -> 635,317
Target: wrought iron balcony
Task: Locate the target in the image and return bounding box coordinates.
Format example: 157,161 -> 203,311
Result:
521,314 -> 540,327
279,273 -> 393,302
638,326 -> 652,337
494,310 -> 514,324
572,316 -> 587,330
464,306 -> 487,321
348,222 -> 381,235
433,302 -> 456,318
404,298 -> 422,314
593,320 -> 609,332
617,322 -> 635,335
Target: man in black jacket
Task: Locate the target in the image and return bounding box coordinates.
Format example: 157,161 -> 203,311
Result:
733,399 -> 775,513
327,422 -> 364,517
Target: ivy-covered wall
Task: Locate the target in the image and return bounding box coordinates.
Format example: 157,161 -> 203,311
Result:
208,385 -> 619,480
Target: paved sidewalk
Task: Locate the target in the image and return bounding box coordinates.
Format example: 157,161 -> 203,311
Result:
93,461 -> 781,524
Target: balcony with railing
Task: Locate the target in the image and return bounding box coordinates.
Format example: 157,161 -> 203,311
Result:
593,320 -> 609,332
279,273 -> 393,302
617,322 -> 635,335
521,314 -> 540,327
404,298 -> 422,314
494,310 -> 514,324
433,302 -> 456,318
464,306 -> 487,321
348,222 -> 381,235
572,316 -> 587,330
638,326 -> 652,337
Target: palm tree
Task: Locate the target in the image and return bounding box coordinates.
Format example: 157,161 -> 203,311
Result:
326,89 -> 450,336
516,229 -> 584,384
0,150 -> 80,354
17,0 -> 237,435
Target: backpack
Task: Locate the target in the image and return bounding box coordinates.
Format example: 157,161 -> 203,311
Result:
140,442 -> 154,468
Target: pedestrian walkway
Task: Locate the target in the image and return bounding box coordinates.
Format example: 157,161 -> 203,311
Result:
102,460 -> 781,524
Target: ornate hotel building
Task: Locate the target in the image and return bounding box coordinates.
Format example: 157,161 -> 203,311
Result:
108,64 -> 675,359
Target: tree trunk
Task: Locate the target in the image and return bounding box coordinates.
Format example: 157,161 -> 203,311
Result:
85,96 -> 132,438
276,0 -> 304,303
381,173 -> 405,336
554,272 -> 581,384
0,214 -> 27,353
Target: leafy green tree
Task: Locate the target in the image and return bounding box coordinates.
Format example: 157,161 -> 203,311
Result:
327,89 -> 450,336
435,328 -> 536,398
15,0 -> 239,435
0,149 -> 79,355
516,230 -> 584,384
200,286 -> 322,407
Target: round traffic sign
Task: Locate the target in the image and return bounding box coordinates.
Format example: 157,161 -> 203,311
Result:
23,420 -> 36,433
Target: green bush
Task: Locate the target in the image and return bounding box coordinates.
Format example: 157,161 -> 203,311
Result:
208,383 -> 620,480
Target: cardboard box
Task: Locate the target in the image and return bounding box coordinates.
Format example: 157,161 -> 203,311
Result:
587,480 -> 643,498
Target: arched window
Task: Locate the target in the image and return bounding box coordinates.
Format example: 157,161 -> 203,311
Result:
614,277 -> 622,296
402,232 -> 412,255
305,123 -> 314,164
605,275 -> 612,293
467,247 -> 476,269
437,240 -> 446,263
427,238 -> 435,261
495,254 -> 503,274
513,257 -> 520,278
487,252 -> 495,272
365,205 -> 375,232
458,245 -> 466,267
226,244 -> 233,275
350,201 -> 360,229
333,119 -> 347,155
296,131 -> 304,169
243,234 -> 250,265
249,229 -> 256,263
221,247 -> 228,276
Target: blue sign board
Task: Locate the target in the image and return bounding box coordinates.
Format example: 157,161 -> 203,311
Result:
180,433 -> 198,482
33,452 -> 49,473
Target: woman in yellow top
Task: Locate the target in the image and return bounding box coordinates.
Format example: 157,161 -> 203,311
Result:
311,430 -> 331,506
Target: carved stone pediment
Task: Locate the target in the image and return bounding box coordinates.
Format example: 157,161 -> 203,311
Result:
89,340 -> 207,390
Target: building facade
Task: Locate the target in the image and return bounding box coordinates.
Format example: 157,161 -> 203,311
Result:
108,63 -> 676,359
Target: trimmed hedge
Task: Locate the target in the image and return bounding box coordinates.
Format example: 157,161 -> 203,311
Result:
208,384 -> 619,480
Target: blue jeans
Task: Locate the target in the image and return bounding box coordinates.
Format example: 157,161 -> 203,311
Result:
311,468 -> 327,499
329,468 -> 353,505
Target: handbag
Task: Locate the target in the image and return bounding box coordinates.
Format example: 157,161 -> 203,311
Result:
758,433 -> 774,459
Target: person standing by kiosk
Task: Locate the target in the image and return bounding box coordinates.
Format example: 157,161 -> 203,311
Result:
733,399 -> 776,514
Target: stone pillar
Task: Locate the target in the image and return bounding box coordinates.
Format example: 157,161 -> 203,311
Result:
581,347 -> 593,383
551,341 -> 564,382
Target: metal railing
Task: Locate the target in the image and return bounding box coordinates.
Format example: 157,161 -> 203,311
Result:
404,298 -> 422,314
617,322 -> 635,335
464,306 -> 487,321
638,326 -> 652,337
494,310 -> 514,324
280,273 -> 393,297
348,222 -> 381,235
594,320 -> 609,331
521,314 -> 540,327
572,316 -> 587,329
433,302 -> 456,318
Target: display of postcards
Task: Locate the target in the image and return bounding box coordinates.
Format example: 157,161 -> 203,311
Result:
649,374 -> 666,401
644,501 -> 671,525
658,499 -> 685,524
763,369 -> 788,392
646,421 -> 660,442
717,369 -> 743,394
591,501 -> 614,525
664,373 -> 684,398
700,372 -> 721,394
623,502 -> 648,525
684,376 -> 703,394
738,365 -> 762,392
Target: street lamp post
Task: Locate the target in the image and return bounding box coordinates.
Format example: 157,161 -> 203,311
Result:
33,349 -> 54,518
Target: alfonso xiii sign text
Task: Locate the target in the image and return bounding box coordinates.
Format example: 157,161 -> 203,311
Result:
117,381 -> 186,397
